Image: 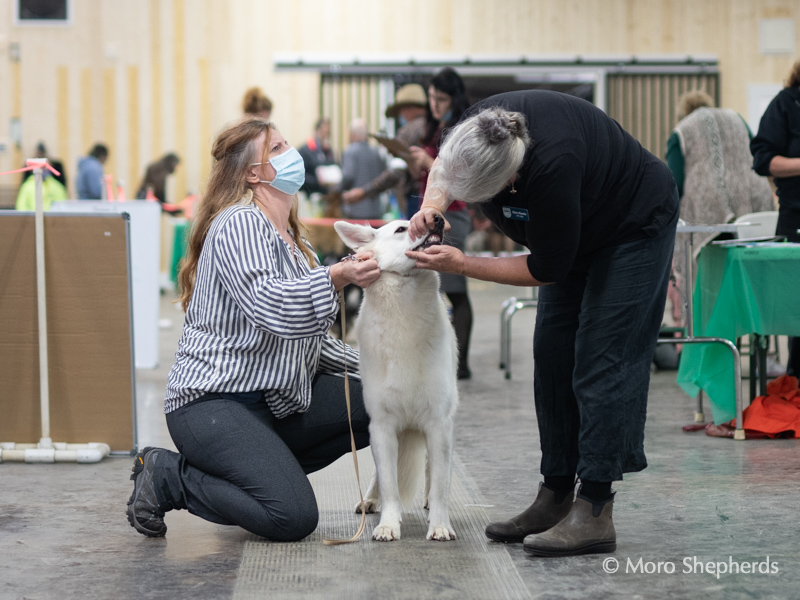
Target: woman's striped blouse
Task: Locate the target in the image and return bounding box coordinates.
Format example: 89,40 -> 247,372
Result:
164,202 -> 359,417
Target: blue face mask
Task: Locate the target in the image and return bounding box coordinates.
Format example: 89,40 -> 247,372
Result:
252,147 -> 305,195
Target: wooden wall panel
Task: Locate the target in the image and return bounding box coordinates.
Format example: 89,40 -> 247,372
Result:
607,73 -> 720,158
1,0 -> 798,200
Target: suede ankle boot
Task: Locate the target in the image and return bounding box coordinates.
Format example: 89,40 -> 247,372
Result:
522,492 -> 616,556
485,483 -> 574,543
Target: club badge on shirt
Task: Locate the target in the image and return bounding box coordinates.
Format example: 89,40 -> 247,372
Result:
502,206 -> 530,221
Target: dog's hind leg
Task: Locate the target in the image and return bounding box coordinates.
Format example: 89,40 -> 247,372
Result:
355,474 -> 380,514
423,417 -> 457,541
369,421 -> 403,541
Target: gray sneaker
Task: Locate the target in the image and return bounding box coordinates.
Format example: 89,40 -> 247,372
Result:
126,447 -> 167,537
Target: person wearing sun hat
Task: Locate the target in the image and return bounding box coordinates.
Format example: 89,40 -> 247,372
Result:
342,84 -> 428,217
385,83 -> 429,120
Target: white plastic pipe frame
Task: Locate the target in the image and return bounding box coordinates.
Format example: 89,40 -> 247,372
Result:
0,441 -> 111,463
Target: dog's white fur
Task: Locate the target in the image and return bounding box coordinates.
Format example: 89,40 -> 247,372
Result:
334,219 -> 458,541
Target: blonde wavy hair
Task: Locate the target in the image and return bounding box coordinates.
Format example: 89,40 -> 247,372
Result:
177,117 -> 315,311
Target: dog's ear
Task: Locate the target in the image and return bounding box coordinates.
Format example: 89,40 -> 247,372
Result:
333,221 -> 376,250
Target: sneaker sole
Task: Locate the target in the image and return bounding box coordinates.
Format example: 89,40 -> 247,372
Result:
523,540 -> 616,557
127,447 -> 167,538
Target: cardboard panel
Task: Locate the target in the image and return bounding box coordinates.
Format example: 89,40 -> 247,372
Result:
0,213 -> 135,451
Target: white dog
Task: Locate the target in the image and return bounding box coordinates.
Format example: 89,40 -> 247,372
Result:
334,215 -> 458,542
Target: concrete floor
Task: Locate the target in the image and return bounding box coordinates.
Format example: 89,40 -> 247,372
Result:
1,280 -> 799,600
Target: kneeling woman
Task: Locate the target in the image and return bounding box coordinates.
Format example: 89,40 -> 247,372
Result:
126,117 -> 380,541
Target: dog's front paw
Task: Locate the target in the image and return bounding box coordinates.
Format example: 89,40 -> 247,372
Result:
426,523 -> 457,541
372,523 -> 401,542
354,499 -> 378,514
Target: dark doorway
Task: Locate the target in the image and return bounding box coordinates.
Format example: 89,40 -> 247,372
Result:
392,72 -> 594,107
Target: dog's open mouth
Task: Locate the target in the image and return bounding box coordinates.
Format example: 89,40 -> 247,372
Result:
415,214 -> 445,250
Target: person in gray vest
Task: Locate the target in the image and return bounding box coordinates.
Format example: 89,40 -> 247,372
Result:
665,91 -> 776,370
666,91 -> 774,261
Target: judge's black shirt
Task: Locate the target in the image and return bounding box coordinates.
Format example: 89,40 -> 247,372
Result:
466,91 -> 678,283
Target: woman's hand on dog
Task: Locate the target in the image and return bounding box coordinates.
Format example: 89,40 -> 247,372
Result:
406,244 -> 465,275
329,251 -> 381,290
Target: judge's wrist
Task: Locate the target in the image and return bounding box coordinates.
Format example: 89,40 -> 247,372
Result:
419,202 -> 444,213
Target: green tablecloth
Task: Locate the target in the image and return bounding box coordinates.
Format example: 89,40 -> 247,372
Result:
677,243 -> 800,423
170,220 -> 190,286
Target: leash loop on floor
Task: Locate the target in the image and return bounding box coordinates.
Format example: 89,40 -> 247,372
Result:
323,287 -> 367,545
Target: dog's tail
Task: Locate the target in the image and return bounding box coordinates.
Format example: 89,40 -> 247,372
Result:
397,429 -> 427,507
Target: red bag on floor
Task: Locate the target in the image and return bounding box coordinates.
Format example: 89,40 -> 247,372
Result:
723,375 -> 800,439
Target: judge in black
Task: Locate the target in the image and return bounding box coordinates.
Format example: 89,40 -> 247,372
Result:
407,91 -> 679,557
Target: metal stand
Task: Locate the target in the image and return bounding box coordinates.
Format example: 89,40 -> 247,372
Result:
748,334 -> 769,402
499,288 -> 538,380
657,224 -> 746,440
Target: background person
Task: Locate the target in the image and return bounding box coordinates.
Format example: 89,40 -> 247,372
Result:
242,86 -> 273,119
136,152 -> 181,205
126,117 -> 380,541
664,90 -> 775,370
409,67 -> 474,379
20,141 -> 67,190
15,165 -> 67,211
76,143 -> 109,200
751,59 -> 800,378
339,118 -> 387,220
407,92 -> 679,557
298,117 -> 337,196
666,90 -> 774,271
342,84 -> 428,218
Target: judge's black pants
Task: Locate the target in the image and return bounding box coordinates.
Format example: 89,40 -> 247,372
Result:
533,211 -> 677,483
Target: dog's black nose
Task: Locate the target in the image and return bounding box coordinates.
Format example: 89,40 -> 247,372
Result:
432,213 -> 444,226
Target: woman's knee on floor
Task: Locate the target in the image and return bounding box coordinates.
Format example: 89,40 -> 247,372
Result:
251,495 -> 320,542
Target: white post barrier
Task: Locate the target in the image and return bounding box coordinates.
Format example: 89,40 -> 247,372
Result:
0,158 -> 112,464
33,165 -> 52,450
0,443 -> 111,463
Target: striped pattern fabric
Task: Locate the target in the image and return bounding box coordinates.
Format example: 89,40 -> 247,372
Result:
165,202 -> 359,418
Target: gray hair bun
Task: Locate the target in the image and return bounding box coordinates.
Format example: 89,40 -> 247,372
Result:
476,107 -> 529,145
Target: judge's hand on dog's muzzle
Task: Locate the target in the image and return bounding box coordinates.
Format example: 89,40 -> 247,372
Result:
406,244 -> 464,275
409,207 -> 450,241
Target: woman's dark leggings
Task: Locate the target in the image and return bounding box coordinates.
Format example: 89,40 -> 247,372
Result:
153,375 -> 369,541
